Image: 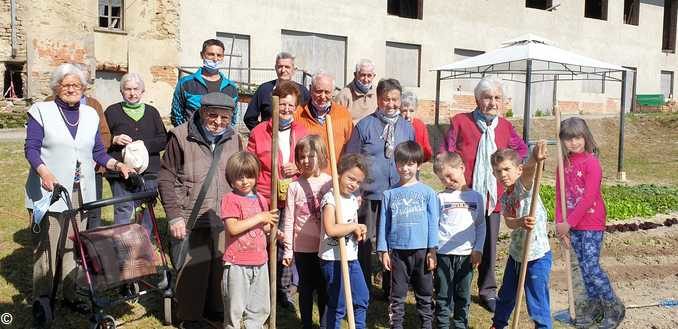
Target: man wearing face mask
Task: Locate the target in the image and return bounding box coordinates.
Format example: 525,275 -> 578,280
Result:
171,39 -> 239,127
335,59 -> 378,123
439,77 -> 528,313
344,78 -> 415,299
294,72 -> 353,167
159,92 -> 242,328
244,52 -> 310,131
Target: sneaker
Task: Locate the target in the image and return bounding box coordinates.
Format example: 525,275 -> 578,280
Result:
574,298 -> 602,328
598,297 -> 625,329
480,297 -> 497,313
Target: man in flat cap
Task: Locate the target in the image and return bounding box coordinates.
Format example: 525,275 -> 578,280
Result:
159,92 -> 242,328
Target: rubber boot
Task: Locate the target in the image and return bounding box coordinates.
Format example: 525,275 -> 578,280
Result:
574,298 -> 602,329
598,297 -> 625,329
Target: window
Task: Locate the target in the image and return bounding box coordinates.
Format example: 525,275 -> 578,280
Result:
662,0 -> 678,52
387,0 -> 423,19
584,0 -> 608,20
385,41 -> 421,87
661,70 -> 674,100
216,33 -> 251,85
3,63 -> 24,99
98,0 -> 123,30
526,0 -> 553,10
281,30 -> 347,87
624,0 -> 639,25
453,48 -> 484,92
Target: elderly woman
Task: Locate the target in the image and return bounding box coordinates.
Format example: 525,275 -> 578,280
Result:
439,76 -> 528,312
400,90 -> 432,162
158,92 -> 241,328
104,73 -> 167,232
247,79 -> 308,311
345,78 -> 414,298
25,63 -> 134,315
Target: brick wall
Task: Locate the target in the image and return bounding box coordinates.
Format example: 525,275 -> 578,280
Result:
150,65 -> 178,86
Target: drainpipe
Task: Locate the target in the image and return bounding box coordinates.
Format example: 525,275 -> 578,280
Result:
11,0 -> 17,58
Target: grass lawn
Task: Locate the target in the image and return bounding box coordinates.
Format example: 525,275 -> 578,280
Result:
1,112 -> 675,328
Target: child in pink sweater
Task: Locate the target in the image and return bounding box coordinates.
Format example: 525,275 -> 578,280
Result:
282,135 -> 331,329
555,117 -> 625,329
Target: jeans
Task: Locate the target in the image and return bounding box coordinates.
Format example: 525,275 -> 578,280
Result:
493,251 -> 552,329
107,176 -> 157,234
389,249 -> 434,329
321,260 -> 369,329
295,252 -> 327,329
435,254 -> 473,329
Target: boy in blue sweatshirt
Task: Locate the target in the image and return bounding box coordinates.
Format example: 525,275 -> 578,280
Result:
377,141 -> 439,329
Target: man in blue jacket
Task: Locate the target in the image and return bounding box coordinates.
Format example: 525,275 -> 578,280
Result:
243,52 -> 310,130
171,39 -> 239,127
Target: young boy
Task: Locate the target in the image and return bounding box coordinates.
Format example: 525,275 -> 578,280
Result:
220,151 -> 278,329
432,152 -> 486,329
490,142 -> 552,329
377,141 -> 439,329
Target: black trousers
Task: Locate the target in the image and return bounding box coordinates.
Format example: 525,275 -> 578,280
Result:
477,212 -> 500,299
294,252 -> 327,329
357,199 -> 390,296
389,249 -> 434,329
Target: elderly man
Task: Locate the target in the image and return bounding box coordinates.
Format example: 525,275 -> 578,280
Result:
294,72 -> 353,161
159,92 -> 242,328
335,59 -> 378,122
171,39 -> 239,127
439,77 -> 528,312
244,52 -> 310,130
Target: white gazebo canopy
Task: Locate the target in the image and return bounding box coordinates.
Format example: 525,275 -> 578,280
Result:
433,34 -> 625,84
431,34 -> 630,176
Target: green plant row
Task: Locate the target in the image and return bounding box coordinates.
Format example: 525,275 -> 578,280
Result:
539,184 -> 678,221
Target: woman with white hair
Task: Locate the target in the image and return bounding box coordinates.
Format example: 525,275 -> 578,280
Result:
104,72 -> 167,233
400,90 -> 432,162
25,63 -> 135,318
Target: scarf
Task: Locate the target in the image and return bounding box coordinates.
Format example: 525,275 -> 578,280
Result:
375,109 -> 399,158
279,117 -> 293,131
310,102 -> 331,125
123,102 -> 145,122
472,108 -> 498,216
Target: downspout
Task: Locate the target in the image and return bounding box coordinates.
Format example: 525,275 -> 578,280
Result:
11,0 -> 17,58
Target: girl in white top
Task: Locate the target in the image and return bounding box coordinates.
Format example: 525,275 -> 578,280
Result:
318,153 -> 370,329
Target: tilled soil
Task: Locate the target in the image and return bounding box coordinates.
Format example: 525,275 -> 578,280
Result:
528,212 -> 678,329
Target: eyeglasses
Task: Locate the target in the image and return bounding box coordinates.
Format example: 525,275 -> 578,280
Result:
60,83 -> 83,90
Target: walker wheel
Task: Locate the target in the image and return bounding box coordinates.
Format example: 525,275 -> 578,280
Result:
95,315 -> 116,329
32,297 -> 54,327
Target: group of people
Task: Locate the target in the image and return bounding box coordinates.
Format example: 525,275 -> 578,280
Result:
24,37 -> 625,329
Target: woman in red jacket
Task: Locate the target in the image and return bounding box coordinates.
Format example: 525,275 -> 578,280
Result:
246,79 -> 308,310
400,90 -> 432,162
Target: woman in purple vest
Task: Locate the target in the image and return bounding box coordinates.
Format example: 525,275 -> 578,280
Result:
439,77 -> 528,312
25,63 -> 134,319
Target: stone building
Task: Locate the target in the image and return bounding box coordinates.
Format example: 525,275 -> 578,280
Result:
0,0 -> 179,113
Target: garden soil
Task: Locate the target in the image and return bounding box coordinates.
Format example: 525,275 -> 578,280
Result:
495,211 -> 678,329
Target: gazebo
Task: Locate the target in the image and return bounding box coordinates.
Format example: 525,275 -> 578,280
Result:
431,34 -> 630,178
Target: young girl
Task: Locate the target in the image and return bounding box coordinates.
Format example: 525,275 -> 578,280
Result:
319,153 -> 370,329
282,135 -> 331,329
555,117 -> 625,329
220,151 -> 278,329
